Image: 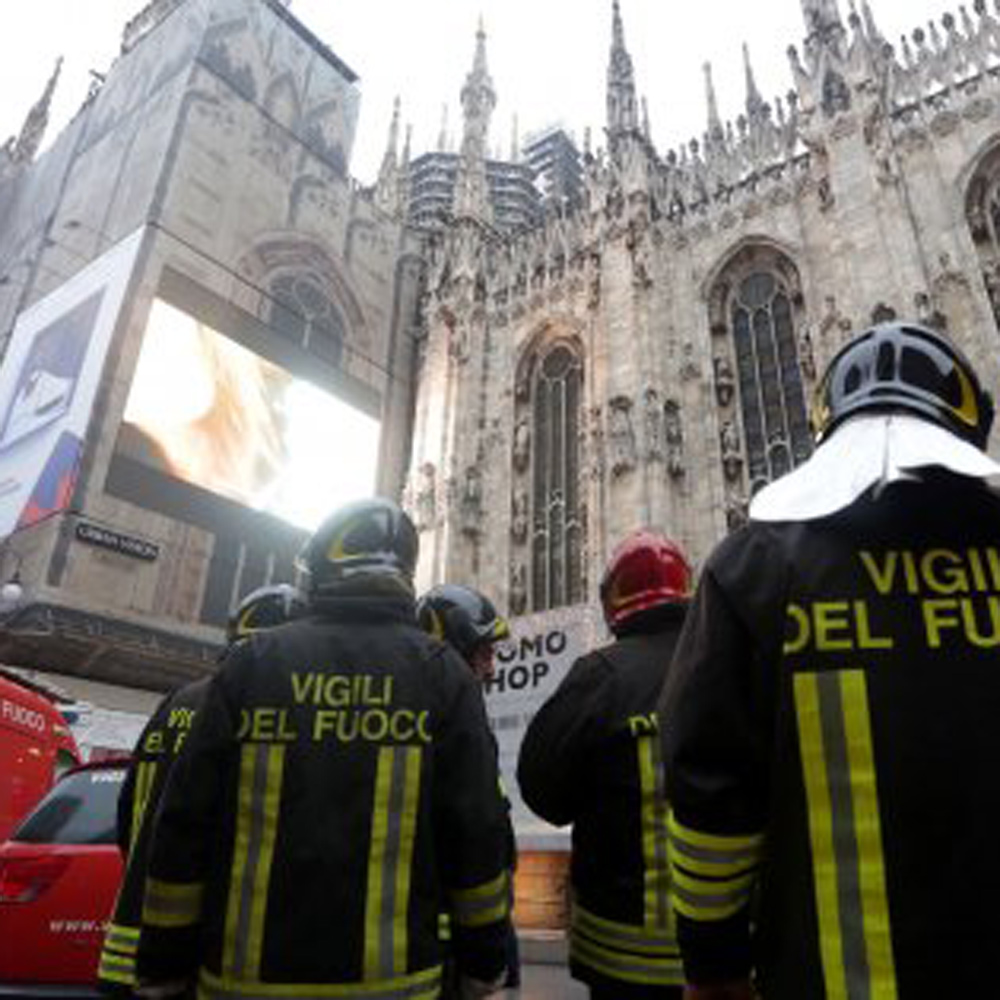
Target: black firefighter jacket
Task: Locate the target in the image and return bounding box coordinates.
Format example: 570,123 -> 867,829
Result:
517,609 -> 686,991
98,676 -> 209,993
135,593 -> 511,1000
661,471 -> 1000,999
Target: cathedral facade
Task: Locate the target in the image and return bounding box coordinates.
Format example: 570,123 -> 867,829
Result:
398,0 -> 1000,617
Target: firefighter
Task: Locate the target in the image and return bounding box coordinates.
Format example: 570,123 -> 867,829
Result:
517,530 -> 692,998
660,322 -> 1000,1000
415,584 -> 520,991
134,498 -> 511,1000
98,583 -> 307,994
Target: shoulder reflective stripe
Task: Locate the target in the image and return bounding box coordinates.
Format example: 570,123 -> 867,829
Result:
197,964 -> 442,999
366,745 -> 425,979
143,878 -> 204,927
636,734 -> 671,929
570,929 -> 685,987
449,871 -> 510,928
573,902 -> 679,956
131,760 -> 159,850
794,670 -> 897,1000
223,743 -> 286,980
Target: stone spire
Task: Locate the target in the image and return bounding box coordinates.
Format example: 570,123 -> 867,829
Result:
374,96 -> 402,217
401,123 -> 412,173
743,43 -> 766,122
11,57 -> 62,166
510,114 -> 519,163
607,0 -> 639,138
703,61 -> 723,141
453,16 -> 496,222
801,0 -> 843,36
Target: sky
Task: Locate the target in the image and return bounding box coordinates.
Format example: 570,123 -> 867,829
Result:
0,0 -> 962,187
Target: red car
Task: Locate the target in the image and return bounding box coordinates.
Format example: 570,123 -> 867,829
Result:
0,761 -> 126,998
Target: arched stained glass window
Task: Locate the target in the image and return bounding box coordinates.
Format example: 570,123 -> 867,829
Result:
965,147 -> 1000,330
727,267 -> 811,491
530,343 -> 583,611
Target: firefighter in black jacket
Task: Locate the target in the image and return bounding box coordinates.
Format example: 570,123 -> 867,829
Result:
518,531 -> 692,998
134,498 -> 511,1000
661,322 -> 1000,1000
415,584 -> 520,991
98,584 -> 307,994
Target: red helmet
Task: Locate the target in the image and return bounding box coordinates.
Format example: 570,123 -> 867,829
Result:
600,530 -> 692,633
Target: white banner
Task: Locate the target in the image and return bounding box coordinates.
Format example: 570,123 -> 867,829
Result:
483,603 -> 607,849
0,228 -> 144,537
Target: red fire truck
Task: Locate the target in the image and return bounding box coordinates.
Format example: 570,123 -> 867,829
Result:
0,668 -> 82,842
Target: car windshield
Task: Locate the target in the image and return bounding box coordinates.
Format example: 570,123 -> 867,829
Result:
13,768 -> 125,845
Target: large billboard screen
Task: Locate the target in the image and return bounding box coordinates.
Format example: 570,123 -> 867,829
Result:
0,228 -> 144,537
116,299 -> 379,530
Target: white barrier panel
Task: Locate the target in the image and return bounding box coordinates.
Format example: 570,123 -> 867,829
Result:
483,603 -> 607,850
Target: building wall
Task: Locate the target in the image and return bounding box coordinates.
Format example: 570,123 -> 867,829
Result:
0,0 -> 421,690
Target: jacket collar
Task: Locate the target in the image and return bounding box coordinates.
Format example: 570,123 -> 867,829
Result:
749,413 -> 1000,522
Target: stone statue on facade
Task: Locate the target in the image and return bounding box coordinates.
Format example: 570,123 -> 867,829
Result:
720,420 -> 743,482
513,417 -> 531,472
726,493 -> 749,532
609,397 -> 637,477
589,405 -> 605,479
798,324 -> 817,381
460,464 -> 483,536
664,399 -> 685,478
415,462 -> 437,531
643,388 -> 663,462
713,355 -> 735,407
510,488 -> 528,543
510,562 -> 527,616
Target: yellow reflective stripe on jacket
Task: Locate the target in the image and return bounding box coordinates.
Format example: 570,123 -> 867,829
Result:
197,963 -> 442,1000
794,670 -> 897,1000
131,760 -> 158,850
667,813 -> 764,873
570,928 -> 685,987
143,877 -> 205,928
636,734 -> 671,929
449,870 -> 510,928
667,812 -> 762,923
99,918 -> 140,985
223,743 -> 287,981
573,901 -> 680,957
97,950 -> 136,986
104,921 -> 140,953
671,865 -> 757,921
364,746 -> 424,979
